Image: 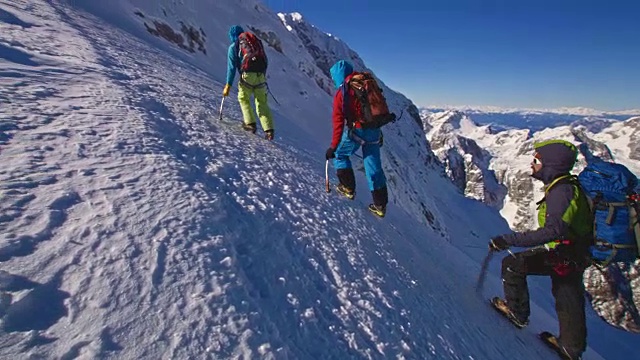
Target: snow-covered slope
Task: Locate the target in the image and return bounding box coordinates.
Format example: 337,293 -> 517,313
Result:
0,0 -> 632,359
84,0 -> 445,233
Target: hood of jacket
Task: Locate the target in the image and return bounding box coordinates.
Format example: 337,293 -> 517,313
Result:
532,140 -> 578,184
228,25 -> 244,42
329,60 -> 354,90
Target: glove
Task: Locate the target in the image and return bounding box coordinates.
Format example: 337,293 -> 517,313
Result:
223,84 -> 231,97
325,147 -> 336,160
489,236 -> 509,252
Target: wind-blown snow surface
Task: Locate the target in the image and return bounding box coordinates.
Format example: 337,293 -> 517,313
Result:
0,0 -> 621,359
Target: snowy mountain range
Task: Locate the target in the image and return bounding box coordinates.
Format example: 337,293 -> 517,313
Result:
425,105 -> 640,117
423,106 -> 640,134
0,0 -> 636,359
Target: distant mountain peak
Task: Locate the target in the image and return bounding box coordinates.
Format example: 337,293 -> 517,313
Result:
289,11 -> 304,22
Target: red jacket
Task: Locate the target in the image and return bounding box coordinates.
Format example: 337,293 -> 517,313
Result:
330,74 -> 362,149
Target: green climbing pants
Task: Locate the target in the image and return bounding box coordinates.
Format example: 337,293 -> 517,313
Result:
238,72 -> 273,131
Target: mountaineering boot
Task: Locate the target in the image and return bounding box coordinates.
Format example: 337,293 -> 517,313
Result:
372,187 -> 388,206
368,204 -> 386,218
242,122 -> 257,134
265,129 -> 274,141
539,332 -> 583,360
369,187 -> 388,217
336,184 -> 355,200
490,297 -> 529,329
336,168 -> 356,199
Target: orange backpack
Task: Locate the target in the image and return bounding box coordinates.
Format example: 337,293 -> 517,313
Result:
344,72 -> 396,128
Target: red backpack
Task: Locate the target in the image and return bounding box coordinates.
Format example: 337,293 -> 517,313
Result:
344,72 -> 396,128
237,32 -> 267,73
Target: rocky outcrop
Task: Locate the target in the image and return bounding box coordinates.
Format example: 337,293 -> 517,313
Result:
423,111 -> 508,209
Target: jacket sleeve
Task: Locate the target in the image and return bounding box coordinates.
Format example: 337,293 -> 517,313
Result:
503,183 -> 574,247
330,88 -> 346,149
226,43 -> 238,86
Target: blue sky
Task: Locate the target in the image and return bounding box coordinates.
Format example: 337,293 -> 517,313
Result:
265,0 -> 640,111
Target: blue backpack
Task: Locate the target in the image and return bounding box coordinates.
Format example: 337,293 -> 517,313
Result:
578,159 -> 640,265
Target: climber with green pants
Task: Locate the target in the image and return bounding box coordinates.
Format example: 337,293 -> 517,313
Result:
223,25 -> 274,140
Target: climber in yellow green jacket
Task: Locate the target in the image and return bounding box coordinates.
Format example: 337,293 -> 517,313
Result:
223,25 -> 274,140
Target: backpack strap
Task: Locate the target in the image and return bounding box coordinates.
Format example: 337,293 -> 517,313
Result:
536,174 -> 575,209
591,193 -> 640,266
598,201 -> 627,224
544,174 -> 574,195
594,243 -> 638,267
238,76 -> 266,89
629,194 -> 640,254
340,82 -> 351,129
347,128 -> 381,146
235,39 -> 246,75
594,199 -> 637,267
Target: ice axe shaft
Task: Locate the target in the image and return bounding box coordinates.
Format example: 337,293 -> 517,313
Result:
325,160 -> 330,193
218,97 -> 226,121
475,250 -> 494,293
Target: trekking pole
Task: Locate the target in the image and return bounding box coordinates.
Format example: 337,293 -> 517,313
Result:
266,84 -> 280,105
325,160 -> 330,193
218,97 -> 225,121
475,249 -> 494,293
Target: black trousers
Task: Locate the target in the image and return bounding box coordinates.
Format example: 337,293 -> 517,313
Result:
502,251 -> 586,355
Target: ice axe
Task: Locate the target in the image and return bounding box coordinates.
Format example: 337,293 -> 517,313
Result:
218,96 -> 226,121
475,249 -> 494,293
476,240 -> 521,293
325,160 -> 330,193
476,242 -> 552,293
